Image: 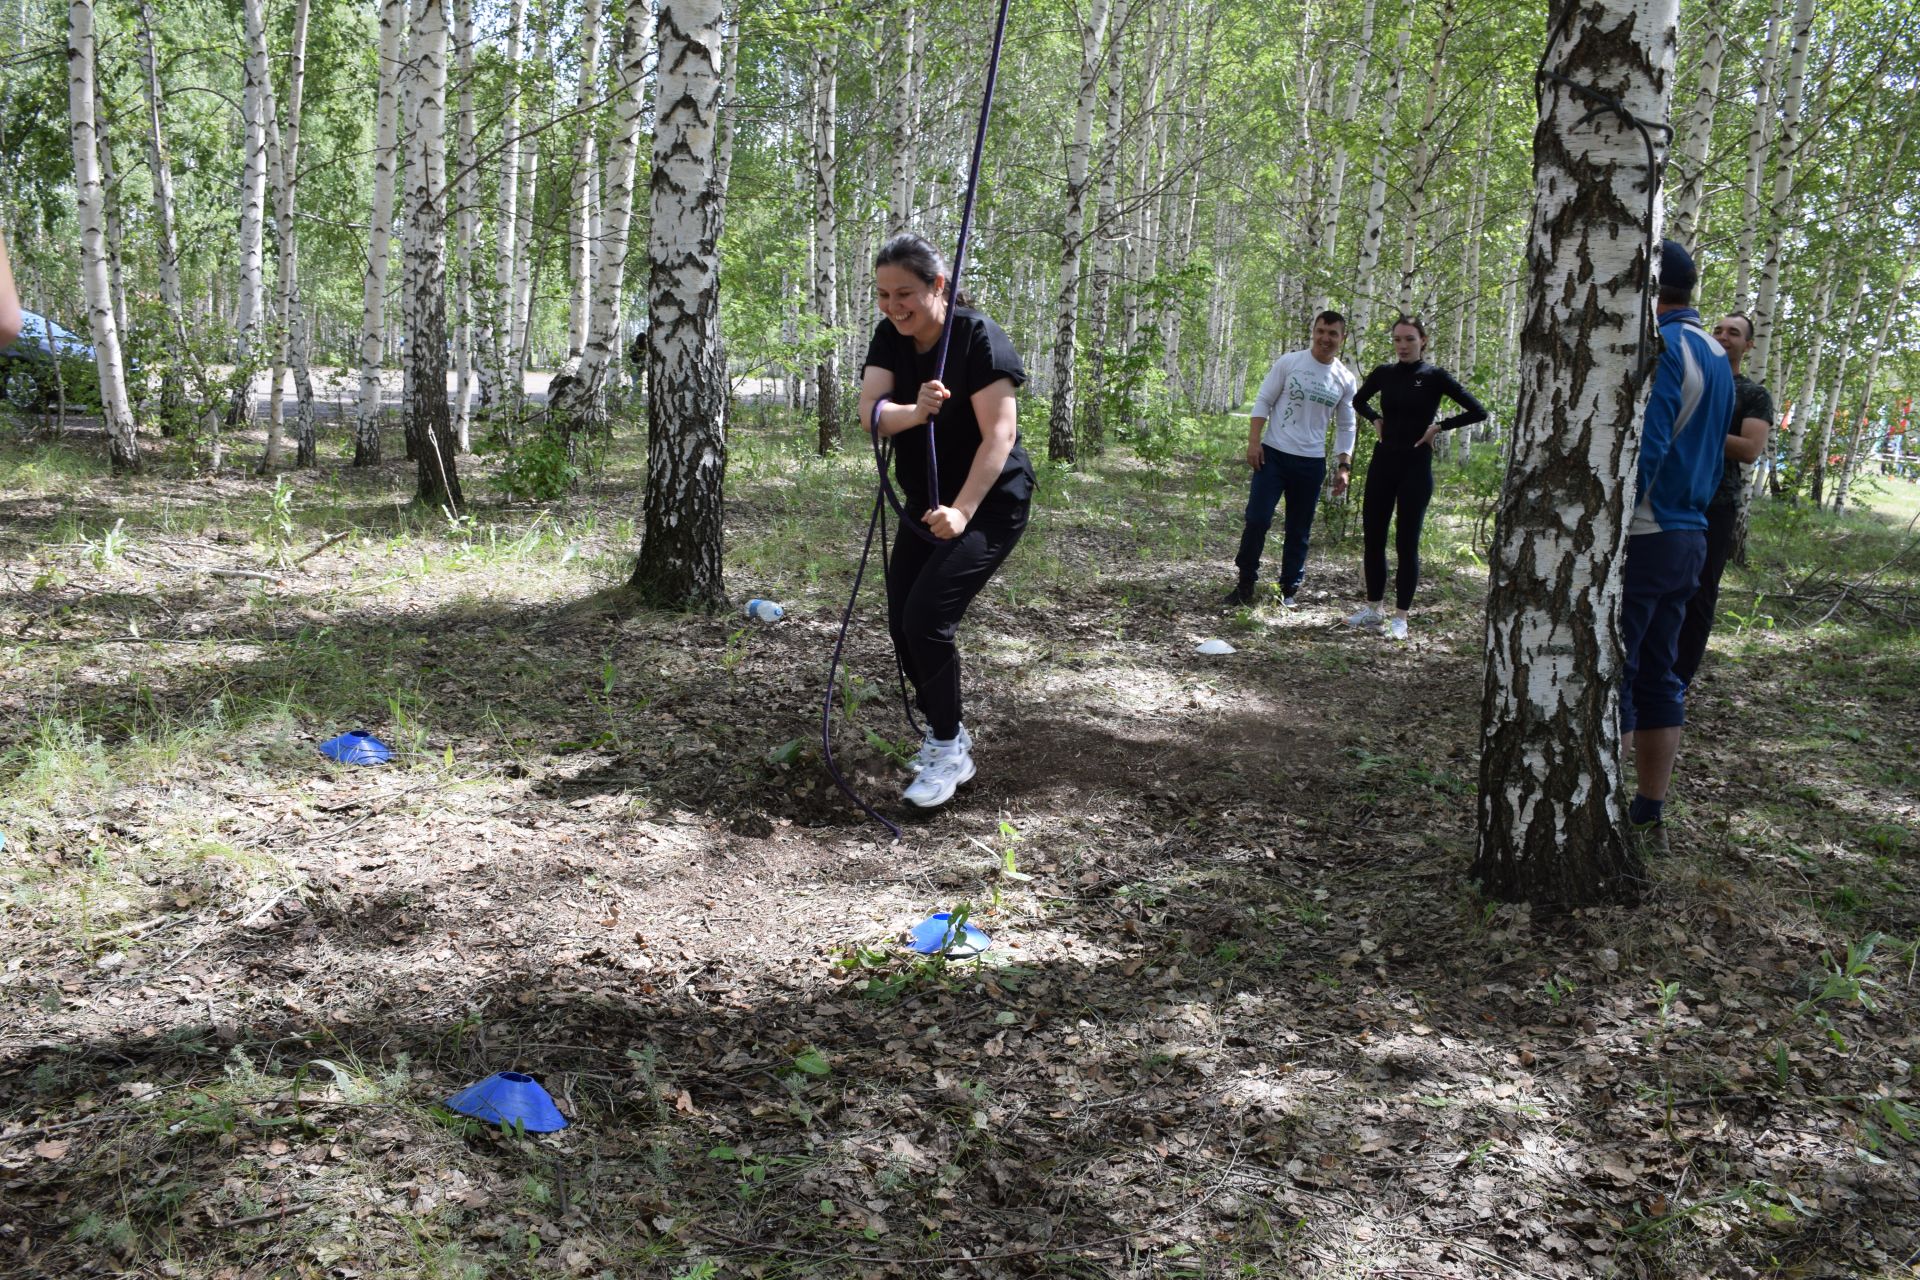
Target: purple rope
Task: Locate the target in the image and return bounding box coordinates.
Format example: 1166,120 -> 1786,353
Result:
925,0 -> 1013,511
820,0 -> 1015,839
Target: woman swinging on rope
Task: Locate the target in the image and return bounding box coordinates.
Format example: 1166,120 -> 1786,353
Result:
857,233 -> 1033,810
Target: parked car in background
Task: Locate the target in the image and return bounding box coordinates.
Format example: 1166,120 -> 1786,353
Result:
0,310 -> 103,409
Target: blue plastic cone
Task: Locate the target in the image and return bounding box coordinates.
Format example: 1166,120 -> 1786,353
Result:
319,730 -> 393,765
445,1072 -> 569,1132
908,912 -> 992,958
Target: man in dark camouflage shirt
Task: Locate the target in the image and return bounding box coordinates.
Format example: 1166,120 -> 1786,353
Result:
1674,312 -> 1773,687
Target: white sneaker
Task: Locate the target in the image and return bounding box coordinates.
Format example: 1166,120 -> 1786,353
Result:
1281,595 -> 1299,610
1387,616 -> 1409,641
907,722 -> 971,773
1344,604 -> 1385,628
903,737 -> 976,808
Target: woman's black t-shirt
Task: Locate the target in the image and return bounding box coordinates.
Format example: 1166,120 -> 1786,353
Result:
863,306 -> 1034,513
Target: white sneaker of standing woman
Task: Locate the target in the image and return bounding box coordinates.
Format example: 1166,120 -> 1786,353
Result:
1344,603 -> 1385,629
908,722 -> 972,773
1387,616 -> 1409,641
903,735 -> 976,808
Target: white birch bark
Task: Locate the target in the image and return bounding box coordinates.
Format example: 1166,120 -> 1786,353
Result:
1457,100 -> 1495,461
452,0 -> 477,450
888,1 -> 916,234
1667,0 -> 1724,247
485,0 -> 526,411
93,80 -> 130,344
567,0 -> 604,361
67,0 -> 139,470
1748,0 -> 1816,377
406,0 -> 459,508
1318,0 -> 1378,301
554,0 -> 653,434
1396,0 -> 1457,317
1474,0 -> 1680,906
1046,0 -> 1112,464
812,41 -> 838,455
1735,0 -> 1784,308
632,0 -> 727,609
1349,0 -> 1413,364
231,0 -> 271,433
354,0 -> 407,465
136,0 -> 188,426
512,21 -> 547,384
261,0 -> 310,473
1083,37 -> 1124,448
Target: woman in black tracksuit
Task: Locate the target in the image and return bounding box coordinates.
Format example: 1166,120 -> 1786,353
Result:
1346,317 -> 1487,640
857,234 -> 1033,811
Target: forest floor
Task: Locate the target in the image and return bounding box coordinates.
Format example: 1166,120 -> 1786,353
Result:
0,409 -> 1917,1280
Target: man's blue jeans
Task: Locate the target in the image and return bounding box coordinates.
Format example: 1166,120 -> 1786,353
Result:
1234,445 -> 1326,596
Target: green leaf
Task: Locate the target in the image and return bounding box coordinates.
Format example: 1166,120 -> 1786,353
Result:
793,1048 -> 831,1076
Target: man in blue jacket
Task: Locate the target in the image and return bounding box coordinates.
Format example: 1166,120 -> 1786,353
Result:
1622,240 -> 1734,856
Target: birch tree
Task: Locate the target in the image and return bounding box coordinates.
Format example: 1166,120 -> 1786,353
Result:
354,0 -> 408,465
135,0 -> 187,427
1395,0 -> 1457,317
552,0 -> 654,437
512,21 -> 548,383
1734,0 -> 1783,308
1667,0 -> 1724,246
1349,0 -> 1413,363
405,0 -> 460,510
1748,0 -> 1817,378
260,0 -> 312,473
451,0 -> 478,451
229,0 -> 271,433
811,40 -> 838,455
1046,0 -> 1111,464
632,0 -> 727,609
486,0 -> 526,411
67,0 -> 139,471
1473,0 -> 1680,907
888,2 -> 917,234
567,0 -> 605,361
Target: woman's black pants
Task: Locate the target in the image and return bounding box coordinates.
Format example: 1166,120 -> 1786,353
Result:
1362,445 -> 1435,611
886,495 -> 1029,741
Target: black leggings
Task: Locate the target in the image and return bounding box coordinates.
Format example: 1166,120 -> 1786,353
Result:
886,494 -> 1029,741
1362,446 -> 1435,611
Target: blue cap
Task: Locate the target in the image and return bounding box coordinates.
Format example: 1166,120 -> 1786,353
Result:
1659,239 -> 1697,293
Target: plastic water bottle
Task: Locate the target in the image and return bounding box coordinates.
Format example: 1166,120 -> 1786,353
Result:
744,598 -> 785,622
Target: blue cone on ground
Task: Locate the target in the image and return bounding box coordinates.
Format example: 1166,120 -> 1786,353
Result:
445,1072 -> 569,1132
318,730 -> 393,765
908,912 -> 992,958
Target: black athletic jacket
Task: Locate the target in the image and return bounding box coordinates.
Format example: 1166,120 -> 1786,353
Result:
1354,360 -> 1488,450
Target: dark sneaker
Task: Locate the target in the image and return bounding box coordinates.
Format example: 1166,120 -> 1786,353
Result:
1222,582 -> 1256,607
1630,820 -> 1669,858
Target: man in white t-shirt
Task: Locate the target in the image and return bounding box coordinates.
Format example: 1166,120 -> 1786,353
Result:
1223,310 -> 1359,607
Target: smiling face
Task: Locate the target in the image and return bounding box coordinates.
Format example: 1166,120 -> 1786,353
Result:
1309,318 -> 1346,363
1712,315 -> 1753,364
1391,323 -> 1426,363
875,264 -> 947,347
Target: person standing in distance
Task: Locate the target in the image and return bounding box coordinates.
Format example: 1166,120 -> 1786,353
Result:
1345,316 -> 1487,640
0,230 -> 21,350
1672,312 -> 1772,686
1223,311 -> 1359,608
1620,240 -> 1734,856
858,234 -> 1034,811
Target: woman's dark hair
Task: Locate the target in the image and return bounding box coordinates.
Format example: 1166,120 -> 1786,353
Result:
1390,314 -> 1429,350
874,234 -> 972,309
